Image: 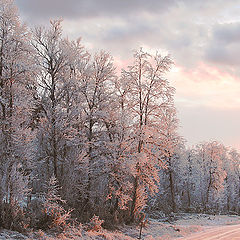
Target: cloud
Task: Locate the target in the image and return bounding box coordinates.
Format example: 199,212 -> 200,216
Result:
15,0 -> 177,23
213,23 -> 240,44
58,3 -> 207,68
205,23 -> 240,67
15,0 -> 239,70
170,63 -> 240,109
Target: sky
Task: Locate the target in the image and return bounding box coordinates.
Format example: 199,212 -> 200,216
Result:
15,0 -> 240,150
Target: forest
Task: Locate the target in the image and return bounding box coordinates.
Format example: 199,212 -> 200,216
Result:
0,0 -> 239,235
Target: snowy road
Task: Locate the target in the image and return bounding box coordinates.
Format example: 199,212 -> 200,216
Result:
178,224 -> 240,239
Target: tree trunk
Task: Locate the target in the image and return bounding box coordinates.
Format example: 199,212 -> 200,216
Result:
169,169 -> 176,212
129,175 -> 138,223
187,182 -> 191,209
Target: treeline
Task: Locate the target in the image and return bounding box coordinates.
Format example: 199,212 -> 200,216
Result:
150,142 -> 240,216
0,0 -> 239,233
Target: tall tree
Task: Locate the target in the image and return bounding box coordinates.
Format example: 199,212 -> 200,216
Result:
121,49 -> 176,222
157,106 -> 181,212
0,0 -> 34,228
76,51 -> 116,218
195,141 -> 227,211
31,20 -> 87,184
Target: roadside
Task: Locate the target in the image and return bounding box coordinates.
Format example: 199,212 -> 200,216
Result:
0,213 -> 239,239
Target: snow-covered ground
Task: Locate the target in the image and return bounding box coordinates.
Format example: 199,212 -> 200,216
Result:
117,213 -> 240,239
179,224 -> 240,240
0,213 -> 239,239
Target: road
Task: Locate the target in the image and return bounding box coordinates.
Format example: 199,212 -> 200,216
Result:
178,224 -> 240,240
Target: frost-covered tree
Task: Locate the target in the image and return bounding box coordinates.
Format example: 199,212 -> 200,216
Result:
0,0 -> 34,228
42,175 -> 71,230
103,74 -> 134,223
157,107 -> 181,212
195,142 -> 227,211
220,148 -> 240,213
178,147 -> 198,211
31,20 -> 88,192
165,143 -> 240,214
75,51 -> 116,219
120,49 -> 176,222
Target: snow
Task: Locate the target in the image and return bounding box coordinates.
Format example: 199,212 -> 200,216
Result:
179,224 -> 240,240
117,213 -> 240,239
1,213 -> 239,239
174,213 -> 240,226
118,217 -> 203,239
0,230 -> 28,239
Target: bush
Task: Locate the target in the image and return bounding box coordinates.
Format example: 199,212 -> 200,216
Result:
1,202 -> 29,232
42,175 -> 72,231
87,215 -> 104,232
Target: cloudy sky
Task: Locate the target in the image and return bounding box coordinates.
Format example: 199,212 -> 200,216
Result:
15,0 -> 240,150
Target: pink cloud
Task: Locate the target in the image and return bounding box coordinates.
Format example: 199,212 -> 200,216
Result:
170,62 -> 240,109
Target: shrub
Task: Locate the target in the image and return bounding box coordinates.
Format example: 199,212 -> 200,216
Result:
87,215 -> 104,232
42,175 -> 72,231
